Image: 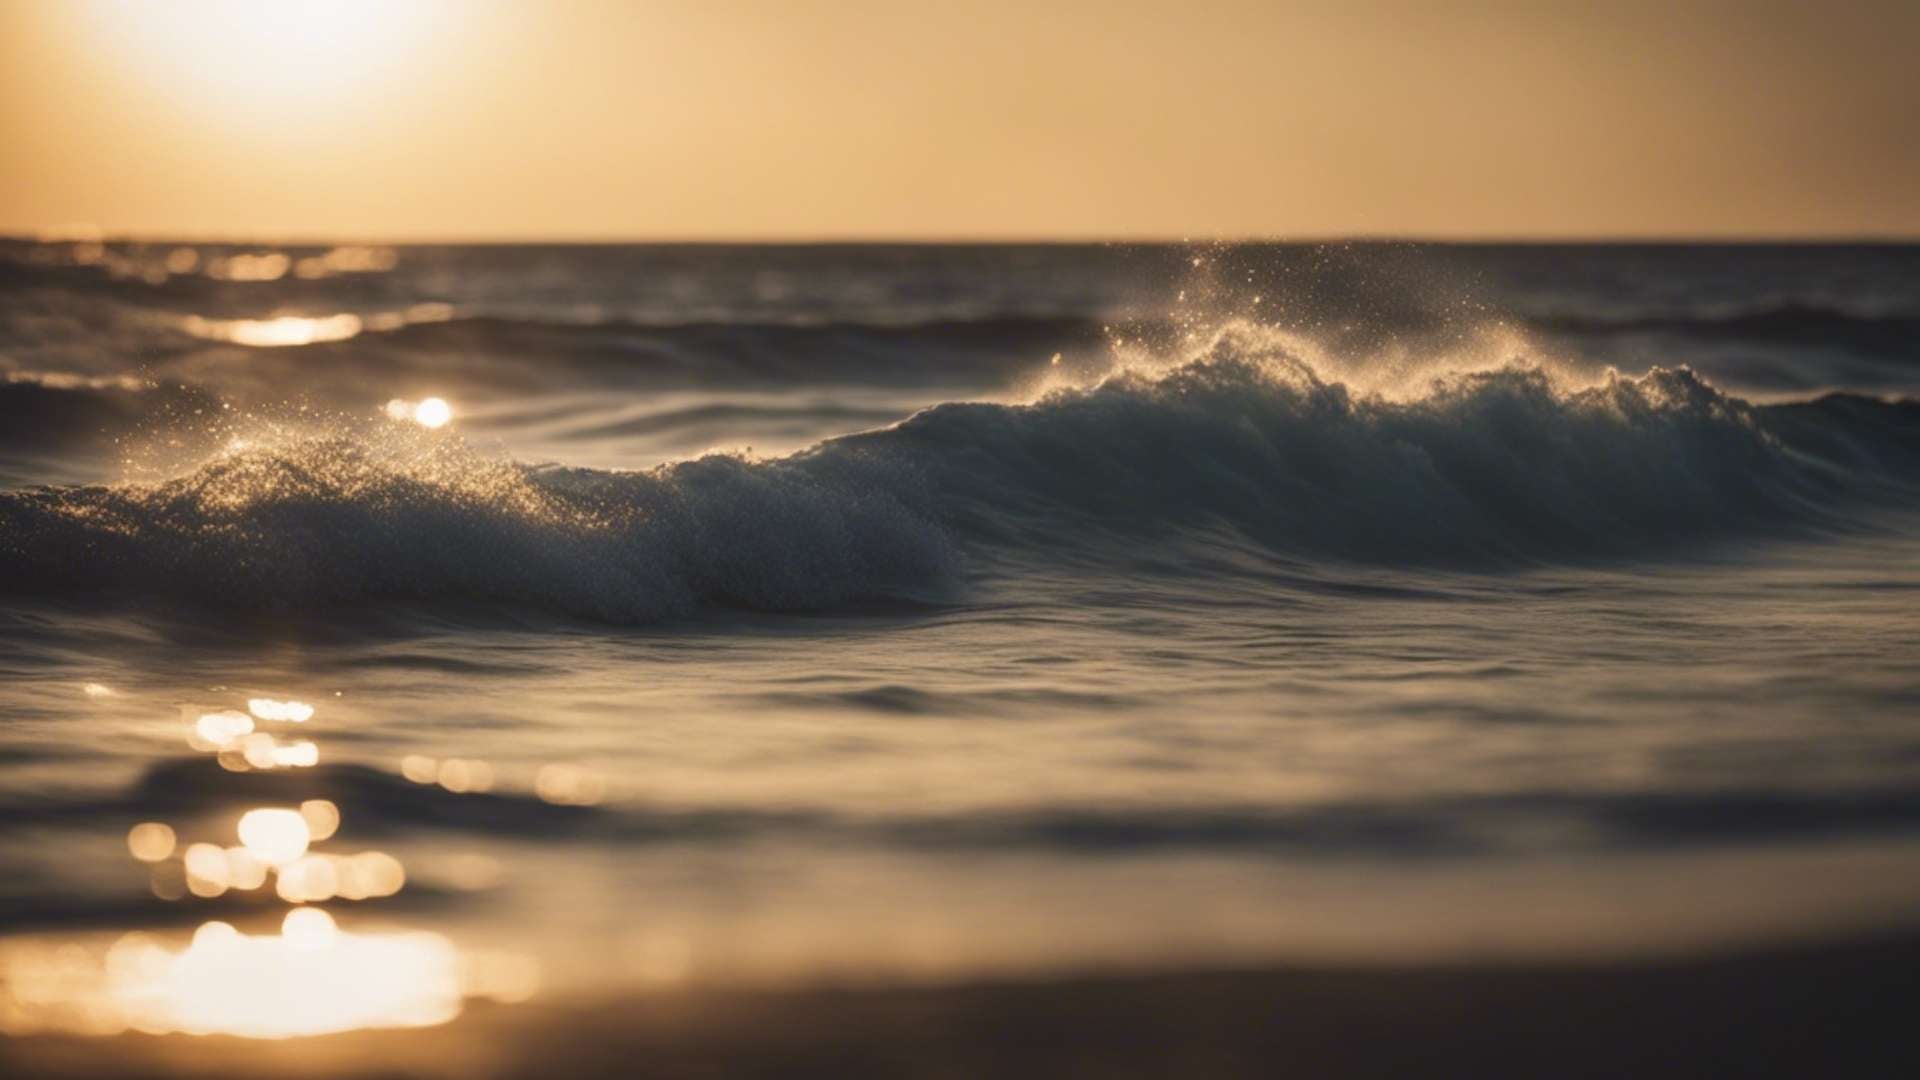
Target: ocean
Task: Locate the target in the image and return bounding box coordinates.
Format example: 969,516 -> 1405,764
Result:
1,240 -> 1918,1043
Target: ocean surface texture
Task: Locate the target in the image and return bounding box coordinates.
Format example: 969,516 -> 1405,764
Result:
1,241 -> 1917,1036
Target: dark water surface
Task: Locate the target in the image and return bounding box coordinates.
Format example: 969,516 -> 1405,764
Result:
1,240 -> 1917,1039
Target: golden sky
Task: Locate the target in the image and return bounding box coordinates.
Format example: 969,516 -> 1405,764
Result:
4,0 -> 1917,241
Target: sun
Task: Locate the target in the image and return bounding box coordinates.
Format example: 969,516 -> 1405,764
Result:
82,0 -> 445,112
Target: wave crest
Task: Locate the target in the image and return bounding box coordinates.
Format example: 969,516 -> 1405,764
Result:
851,326 -> 1911,563
3,328 -> 1915,620
0,431 -> 957,621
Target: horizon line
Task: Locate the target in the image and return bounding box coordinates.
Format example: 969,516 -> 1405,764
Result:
6,230 -> 1920,248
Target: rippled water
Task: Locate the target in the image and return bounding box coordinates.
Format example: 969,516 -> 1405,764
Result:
2,240 -> 1917,1038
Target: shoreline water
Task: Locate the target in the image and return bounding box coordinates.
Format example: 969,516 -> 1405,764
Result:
6,927 -> 1918,1078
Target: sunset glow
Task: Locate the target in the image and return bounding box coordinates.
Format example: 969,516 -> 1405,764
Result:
4,1 -> 1914,240
80,0 -> 445,109
1,3 -> 1917,1076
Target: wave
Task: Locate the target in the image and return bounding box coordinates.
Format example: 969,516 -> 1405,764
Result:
547,400 -> 919,443
114,299 -> 1920,416
1534,301 -> 1920,357
0,428 -> 957,622
317,312 -> 1114,388
0,374 -> 219,448
17,312 -> 1116,412
2,327 -> 1916,621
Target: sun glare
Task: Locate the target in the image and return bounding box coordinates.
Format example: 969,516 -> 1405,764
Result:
413,398 -> 454,429
83,0 -> 445,114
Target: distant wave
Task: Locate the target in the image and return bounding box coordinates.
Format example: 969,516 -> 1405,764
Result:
547,400 -> 917,443
1535,301 -> 1920,356
105,312 -> 1116,400
342,312 -> 1113,386
2,327 -> 1916,621
0,374 -> 218,448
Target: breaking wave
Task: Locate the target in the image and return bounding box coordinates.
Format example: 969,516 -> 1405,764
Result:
2,328 -> 1915,621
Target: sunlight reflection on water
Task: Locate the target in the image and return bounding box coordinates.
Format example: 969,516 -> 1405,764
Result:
183,313 -> 364,347
1,913 -> 469,1038
177,300 -> 451,349
0,690 -> 538,1039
